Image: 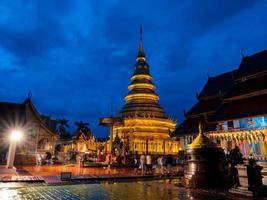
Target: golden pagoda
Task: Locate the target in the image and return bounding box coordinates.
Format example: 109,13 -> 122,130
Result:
101,27 -> 178,156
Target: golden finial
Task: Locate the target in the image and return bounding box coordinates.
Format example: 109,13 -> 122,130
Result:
137,24 -> 145,61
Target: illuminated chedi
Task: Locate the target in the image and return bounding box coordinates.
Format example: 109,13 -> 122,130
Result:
101,27 -> 178,155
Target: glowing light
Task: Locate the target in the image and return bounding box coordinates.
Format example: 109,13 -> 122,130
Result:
0,188 -> 18,200
136,56 -> 146,62
131,74 -> 152,81
123,118 -> 176,127
10,130 -> 23,141
128,83 -> 155,90
125,93 -> 159,102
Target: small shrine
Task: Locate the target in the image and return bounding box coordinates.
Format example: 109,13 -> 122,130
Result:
184,123 -> 226,189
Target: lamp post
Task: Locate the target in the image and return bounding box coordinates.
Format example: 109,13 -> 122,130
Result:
6,130 -> 23,169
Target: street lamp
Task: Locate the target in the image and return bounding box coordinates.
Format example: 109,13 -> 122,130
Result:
6,130 -> 23,169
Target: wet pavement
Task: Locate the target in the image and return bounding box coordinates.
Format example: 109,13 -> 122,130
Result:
0,179 -> 237,200
0,166 -> 257,199
18,165 -> 136,176
1,165 -> 157,184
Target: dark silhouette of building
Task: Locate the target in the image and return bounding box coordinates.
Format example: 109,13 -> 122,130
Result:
0,97 -> 58,165
174,50 -> 267,160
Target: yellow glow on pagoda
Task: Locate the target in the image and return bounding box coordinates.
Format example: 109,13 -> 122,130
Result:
128,83 -> 156,90
101,27 -> 179,155
125,93 -> 159,102
131,74 -> 152,81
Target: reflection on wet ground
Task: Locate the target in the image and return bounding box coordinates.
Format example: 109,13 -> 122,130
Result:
18,165 -> 136,176
0,179 -> 238,200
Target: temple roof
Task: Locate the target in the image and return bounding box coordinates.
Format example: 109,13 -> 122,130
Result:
174,49 -> 267,137
234,50 -> 267,80
212,93 -> 267,122
198,71 -> 235,99
175,72 -> 233,136
0,102 -> 26,129
224,74 -> 267,99
211,50 -> 267,121
0,98 -> 57,134
186,98 -> 221,117
173,116 -> 216,136
72,129 -> 93,141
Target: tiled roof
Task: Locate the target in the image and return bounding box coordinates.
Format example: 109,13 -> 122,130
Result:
235,50 -> 267,79
186,98 -> 221,117
224,74 -> 267,99
0,102 -> 26,131
173,49 -> 267,137
0,99 -> 57,134
212,93 -> 267,122
173,116 -> 216,136
198,71 -> 235,99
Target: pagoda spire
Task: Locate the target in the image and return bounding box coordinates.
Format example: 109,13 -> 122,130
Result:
137,25 -> 146,61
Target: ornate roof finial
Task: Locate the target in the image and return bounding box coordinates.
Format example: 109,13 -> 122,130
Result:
137,24 -> 146,61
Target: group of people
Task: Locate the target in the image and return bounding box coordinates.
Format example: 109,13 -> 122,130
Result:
137,154 -> 174,175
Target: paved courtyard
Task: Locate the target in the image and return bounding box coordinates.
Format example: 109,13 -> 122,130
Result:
0,165 -> 143,184
17,165 -> 136,176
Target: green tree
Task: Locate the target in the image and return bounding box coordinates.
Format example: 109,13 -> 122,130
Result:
56,118 -> 70,139
74,121 -> 92,138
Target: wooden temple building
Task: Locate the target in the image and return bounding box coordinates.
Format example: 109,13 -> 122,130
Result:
100,28 -> 179,156
0,97 -> 58,165
175,71 -> 235,150
174,50 -> 267,160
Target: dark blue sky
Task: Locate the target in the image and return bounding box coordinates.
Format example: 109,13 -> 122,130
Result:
0,0 -> 267,138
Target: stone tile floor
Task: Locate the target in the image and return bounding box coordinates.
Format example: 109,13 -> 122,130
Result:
0,165 -> 158,184
0,186 -> 82,200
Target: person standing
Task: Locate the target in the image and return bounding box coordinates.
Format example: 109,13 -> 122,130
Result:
134,155 -> 138,174
140,154 -> 146,175
157,156 -> 164,175
76,154 -> 82,168
146,154 -> 152,174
